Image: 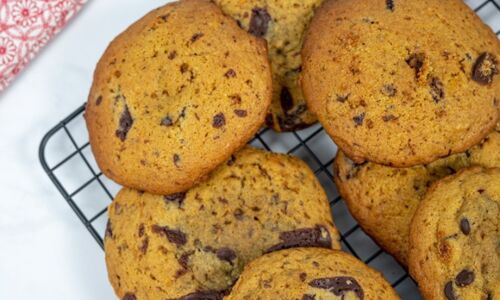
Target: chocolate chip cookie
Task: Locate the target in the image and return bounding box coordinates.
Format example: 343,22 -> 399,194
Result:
214,0 -> 324,131
302,0 -> 500,167
334,125 -> 500,265
85,0 -> 272,194
409,167 -> 499,300
105,147 -> 340,300
226,248 -> 400,300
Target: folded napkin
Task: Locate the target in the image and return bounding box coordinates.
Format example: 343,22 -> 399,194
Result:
0,0 -> 87,91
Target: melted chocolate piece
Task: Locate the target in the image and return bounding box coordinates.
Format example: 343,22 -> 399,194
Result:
151,225 -> 187,246
460,218 -> 471,235
116,105 -> 133,141
455,269 -> 474,287
164,192 -> 186,207
267,225 -> 331,252
472,52 -> 497,85
309,277 -> 364,299
122,293 -> 136,300
216,247 -> 237,263
444,281 -> 456,300
213,113 -> 226,128
249,7 -> 271,37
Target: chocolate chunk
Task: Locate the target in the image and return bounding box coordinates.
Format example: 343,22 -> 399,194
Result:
430,77 -> 445,103
122,293 -> 136,300
168,51 -> 177,60
478,189 -> 485,194
229,94 -> 242,104
227,155 -> 236,166
191,32 -> 204,43
151,225 -> 187,246
248,7 -> 271,37
224,69 -> 236,78
180,291 -> 227,300
164,192 -> 186,207
105,220 -> 113,239
300,272 -> 307,282
116,105 -> 133,141
267,225 -> 332,252
178,251 -> 193,269
280,87 -> 294,112
336,94 -> 350,103
406,53 -> 425,78
444,281 -> 456,300
233,208 -> 244,220
173,154 -> 181,167
382,114 -> 398,122
160,116 -> 173,127
159,14 -> 170,22
212,113 -> 226,128
472,52 -> 497,85
216,247 -> 237,263
353,113 -> 366,126
460,218 -> 471,235
309,277 -> 364,299
381,84 -> 397,97
138,224 -> 145,237
386,0 -> 394,11
302,295 -> 315,300
139,237 -> 149,254
278,104 -> 309,131
455,269 -> 474,287
234,109 -> 248,117
95,95 -> 103,106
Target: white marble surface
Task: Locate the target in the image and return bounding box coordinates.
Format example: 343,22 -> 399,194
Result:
0,0 -> 498,299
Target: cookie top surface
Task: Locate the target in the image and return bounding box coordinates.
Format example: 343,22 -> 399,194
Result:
214,0 -> 323,131
105,147 -> 340,300
302,0 -> 500,167
334,125 -> 500,265
85,0 -> 272,194
409,167 -> 500,300
226,248 -> 400,300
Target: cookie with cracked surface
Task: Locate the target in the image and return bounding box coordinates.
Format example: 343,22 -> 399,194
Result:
334,125 -> 500,266
302,0 -> 500,167
409,167 -> 500,300
85,0 -> 272,194
214,0 -> 324,131
105,147 -> 340,300
226,248 -> 400,300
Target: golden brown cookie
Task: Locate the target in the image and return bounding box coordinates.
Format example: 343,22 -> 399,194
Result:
86,0 -> 272,194
302,0 -> 500,167
409,167 -> 499,300
226,248 -> 401,300
105,147 -> 340,300
214,0 -> 323,131
334,125 -> 500,265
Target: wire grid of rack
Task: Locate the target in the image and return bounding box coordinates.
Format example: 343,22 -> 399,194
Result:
38,1 -> 500,299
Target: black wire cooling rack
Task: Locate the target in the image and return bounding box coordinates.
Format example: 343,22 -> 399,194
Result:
38,1 -> 500,299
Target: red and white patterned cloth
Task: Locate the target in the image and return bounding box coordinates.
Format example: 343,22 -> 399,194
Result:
0,0 -> 87,91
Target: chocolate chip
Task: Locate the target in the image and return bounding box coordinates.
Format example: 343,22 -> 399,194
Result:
139,237 -> 149,254
227,155 -> 236,166
267,225 -> 332,252
181,63 -> 189,73
105,220 -> 113,239
336,94 -> 350,103
444,281 -> 456,300
216,247 -> 237,263
168,51 -> 177,60
151,225 -> 187,246
248,7 -> 271,37
233,208 -> 244,220
300,272 -> 307,282
353,113 -> 366,126
280,87 -> 294,112
180,291 -> 227,300
386,0 -> 394,11
159,14 -> 169,22
191,32 -> 204,43
178,251 -> 193,269
309,277 -> 364,299
95,95 -> 103,106
173,154 -> 181,167
224,69 -> 236,78
229,94 -> 242,104
164,192 -> 186,207
381,84 -> 397,97
138,224 -> 145,237
478,189 -> 485,194
302,295 -> 316,300
122,293 -> 136,300
460,218 -> 471,235
455,269 -> 474,287
278,104 -> 309,131
430,77 -> 445,103
234,109 -> 248,117
212,113 -> 226,128
116,105 -> 133,141
161,116 -> 173,127
472,52 -> 497,85
382,114 -> 398,122
406,53 -> 425,78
